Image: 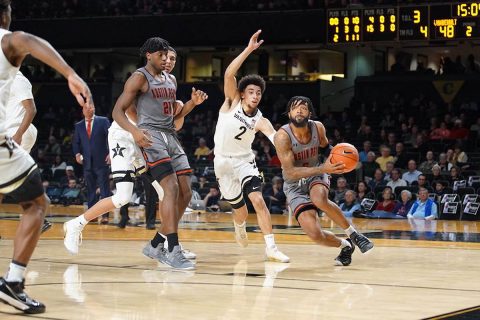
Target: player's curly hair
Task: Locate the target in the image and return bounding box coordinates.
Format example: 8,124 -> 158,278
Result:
0,0 -> 11,12
139,37 -> 169,56
285,96 -> 316,118
238,74 -> 265,94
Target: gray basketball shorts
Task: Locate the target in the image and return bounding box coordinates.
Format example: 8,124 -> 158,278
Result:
284,174 -> 331,219
141,129 -> 192,175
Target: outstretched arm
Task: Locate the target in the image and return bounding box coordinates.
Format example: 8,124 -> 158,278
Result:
174,87 -> 208,119
224,30 -> 264,102
3,31 -> 91,108
257,117 -> 276,145
274,129 -> 345,181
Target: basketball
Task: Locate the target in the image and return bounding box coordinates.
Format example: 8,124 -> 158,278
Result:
328,143 -> 359,173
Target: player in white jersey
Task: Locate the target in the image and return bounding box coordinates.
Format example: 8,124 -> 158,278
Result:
0,0 -> 92,314
214,30 -> 289,262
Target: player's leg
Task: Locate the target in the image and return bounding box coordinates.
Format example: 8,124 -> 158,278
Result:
96,165 -> 112,223
0,159 -> 46,313
309,181 -> 374,253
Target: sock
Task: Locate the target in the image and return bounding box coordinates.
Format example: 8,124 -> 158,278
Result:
151,232 -> 166,248
264,234 -> 276,248
76,215 -> 88,225
234,220 -> 246,228
166,233 -> 179,252
340,239 -> 352,249
344,226 -> 356,237
5,261 -> 26,283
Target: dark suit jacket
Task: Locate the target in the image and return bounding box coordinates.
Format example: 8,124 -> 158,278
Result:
73,116 -> 110,170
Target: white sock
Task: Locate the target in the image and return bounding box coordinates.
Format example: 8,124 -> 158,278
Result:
264,234 -> 276,248
76,214 -> 88,225
340,239 -> 352,249
344,226 -> 356,237
234,220 -> 246,228
5,262 -> 26,283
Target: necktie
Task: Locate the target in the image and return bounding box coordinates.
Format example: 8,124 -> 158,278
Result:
86,119 -> 92,139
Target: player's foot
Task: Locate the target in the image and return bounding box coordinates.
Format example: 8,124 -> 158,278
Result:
41,220 -> 52,234
142,242 -> 167,264
265,246 -> 290,263
0,277 -> 45,314
334,239 -> 355,266
163,246 -> 195,270
63,220 -> 84,255
164,240 -> 197,260
234,221 -> 248,248
350,232 -> 374,253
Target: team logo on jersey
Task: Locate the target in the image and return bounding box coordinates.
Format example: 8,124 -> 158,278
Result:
1,137 -> 16,158
112,143 -> 126,158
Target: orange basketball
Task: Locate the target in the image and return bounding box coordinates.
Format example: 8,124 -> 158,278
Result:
328,143 -> 359,173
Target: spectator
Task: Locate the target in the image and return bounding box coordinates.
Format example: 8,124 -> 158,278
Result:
358,140 -> 371,163
451,144 -> 468,167
203,185 -> 221,211
198,176 -> 208,189
362,151 -> 379,180
430,122 -> 450,140
402,160 -> 422,185
340,190 -> 361,217
448,166 -> 464,185
333,177 -> 349,204
60,166 -> 77,187
407,188 -> 438,220
433,181 -> 448,201
383,161 -> 395,181
412,174 -> 429,189
393,190 -> 414,217
393,142 -> 408,169
43,135 -> 61,155
73,105 -> 111,224
355,181 -> 372,202
449,119 -> 469,140
375,187 -> 395,212
194,137 -> 211,160
429,164 -> 444,186
469,117 -> 480,139
61,178 -> 84,205
368,168 -> 386,191
438,152 -> 451,172
51,154 -> 67,174
418,151 -> 437,173
376,145 -> 394,172
387,168 -> 407,192
263,176 -> 286,214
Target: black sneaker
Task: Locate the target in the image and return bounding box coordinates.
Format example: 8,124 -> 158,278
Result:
0,277 -> 45,314
41,220 -> 52,234
350,232 -> 374,253
334,239 -> 355,266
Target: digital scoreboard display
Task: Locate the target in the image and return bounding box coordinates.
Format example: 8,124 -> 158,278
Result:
327,2 -> 480,44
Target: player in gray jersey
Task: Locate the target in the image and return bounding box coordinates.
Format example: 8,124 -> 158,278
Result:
112,38 -> 207,270
275,97 -> 374,266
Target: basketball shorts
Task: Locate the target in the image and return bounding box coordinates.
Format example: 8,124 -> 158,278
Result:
108,127 -> 146,182
284,174 -> 331,218
0,136 -> 38,195
141,129 -> 191,175
214,153 -> 260,202
6,124 -> 38,153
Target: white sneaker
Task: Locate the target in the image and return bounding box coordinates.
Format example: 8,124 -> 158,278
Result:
265,246 -> 290,263
164,239 -> 197,260
234,221 -> 248,248
63,220 -> 84,255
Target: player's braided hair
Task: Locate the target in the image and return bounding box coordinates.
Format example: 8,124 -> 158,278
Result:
285,95 -> 316,118
238,74 -> 265,94
139,37 -> 169,56
0,0 -> 11,12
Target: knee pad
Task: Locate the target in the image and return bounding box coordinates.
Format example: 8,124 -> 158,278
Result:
111,182 -> 134,208
242,176 -> 263,197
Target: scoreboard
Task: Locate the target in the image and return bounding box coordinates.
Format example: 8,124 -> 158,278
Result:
327,2 -> 480,44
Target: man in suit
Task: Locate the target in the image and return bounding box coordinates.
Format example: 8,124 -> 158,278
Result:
73,105 -> 111,223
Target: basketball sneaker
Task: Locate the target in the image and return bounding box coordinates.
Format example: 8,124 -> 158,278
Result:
0,277 -> 45,314
265,246 -> 290,263
164,239 -> 197,260
234,221 -> 248,248
142,242 -> 167,264
41,220 -> 52,234
63,220 -> 84,255
350,232 -> 374,253
334,239 -> 355,266
163,246 -> 195,270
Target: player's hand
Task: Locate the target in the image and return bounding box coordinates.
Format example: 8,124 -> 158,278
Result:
105,154 -> 111,165
68,73 -> 93,108
321,161 -> 345,174
133,128 -> 153,148
11,133 -> 22,146
191,87 -> 208,106
247,30 -> 264,51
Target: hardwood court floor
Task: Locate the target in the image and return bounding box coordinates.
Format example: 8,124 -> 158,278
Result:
0,208 -> 479,320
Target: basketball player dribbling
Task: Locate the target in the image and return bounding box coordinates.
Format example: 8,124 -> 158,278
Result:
112,38 -> 207,270
0,0 -> 92,313
274,97 -> 374,266
214,30 -> 289,262
63,46 -> 198,260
